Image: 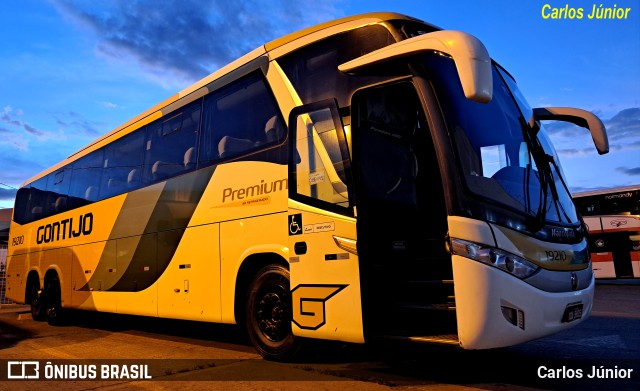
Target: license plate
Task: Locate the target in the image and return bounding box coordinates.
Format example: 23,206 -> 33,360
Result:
562,303 -> 583,323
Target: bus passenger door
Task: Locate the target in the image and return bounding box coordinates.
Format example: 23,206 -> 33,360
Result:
287,100 -> 364,344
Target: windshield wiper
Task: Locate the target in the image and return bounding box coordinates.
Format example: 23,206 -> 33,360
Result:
523,120 -> 578,231
521,121 -> 550,232
547,157 -> 578,224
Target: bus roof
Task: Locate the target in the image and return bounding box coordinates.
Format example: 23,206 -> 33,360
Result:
572,184 -> 640,198
21,12 -> 423,187
264,12 -> 422,51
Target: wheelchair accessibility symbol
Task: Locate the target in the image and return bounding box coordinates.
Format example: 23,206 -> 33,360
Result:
289,213 -> 303,235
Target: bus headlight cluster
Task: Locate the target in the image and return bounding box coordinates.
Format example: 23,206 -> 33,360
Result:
450,238 -> 539,279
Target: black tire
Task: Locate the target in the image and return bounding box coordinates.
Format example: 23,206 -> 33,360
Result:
245,264 -> 302,361
45,276 -> 64,326
29,279 -> 46,321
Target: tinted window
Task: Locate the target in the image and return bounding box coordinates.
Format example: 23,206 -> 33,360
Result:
144,101 -> 201,182
200,72 -> 285,165
390,19 -> 438,39
278,24 -> 396,107
47,168 -> 72,215
100,131 -> 145,199
69,150 -> 104,205
14,73 -> 286,224
575,191 -> 640,216
14,177 -> 49,224
353,82 -> 422,206
600,191 -> 640,215
13,187 -> 30,224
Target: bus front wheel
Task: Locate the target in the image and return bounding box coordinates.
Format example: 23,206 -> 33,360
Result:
245,264 -> 302,361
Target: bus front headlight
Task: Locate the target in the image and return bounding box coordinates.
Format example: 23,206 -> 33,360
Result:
450,238 -> 539,279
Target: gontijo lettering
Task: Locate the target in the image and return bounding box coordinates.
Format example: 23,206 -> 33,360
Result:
222,178 -> 288,203
36,213 -> 93,244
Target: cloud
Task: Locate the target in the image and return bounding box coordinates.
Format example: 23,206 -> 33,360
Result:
0,123 -> 31,151
611,139 -> 640,151
616,167 -> 640,177
544,107 -> 640,137
555,146 -> 594,157
542,120 -> 581,137
605,107 -> 640,142
548,107 -> 640,156
570,185 -> 613,194
98,101 -> 119,109
0,187 -> 17,202
1,106 -> 46,137
51,0 -> 343,86
0,141 -> 59,201
0,134 -> 29,151
55,111 -> 102,137
0,106 -> 101,152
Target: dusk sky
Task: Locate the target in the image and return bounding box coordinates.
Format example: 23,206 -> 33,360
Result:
1,0 -> 638,209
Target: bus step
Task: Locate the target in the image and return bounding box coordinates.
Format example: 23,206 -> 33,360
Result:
395,302 -> 456,311
394,280 -> 455,302
382,334 -> 460,346
404,279 -> 454,285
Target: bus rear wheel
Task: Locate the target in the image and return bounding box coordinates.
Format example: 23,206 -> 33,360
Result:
245,264 -> 302,361
45,276 -> 63,326
29,279 -> 46,321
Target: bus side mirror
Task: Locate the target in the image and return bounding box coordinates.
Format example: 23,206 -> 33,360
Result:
532,107 -> 609,155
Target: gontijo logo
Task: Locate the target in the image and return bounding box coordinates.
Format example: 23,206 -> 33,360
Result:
36,213 -> 93,244
291,284 -> 347,330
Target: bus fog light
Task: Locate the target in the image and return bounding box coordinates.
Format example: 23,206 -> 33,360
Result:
501,306 -> 525,329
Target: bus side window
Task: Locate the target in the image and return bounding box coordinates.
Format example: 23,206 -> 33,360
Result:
289,100 -> 352,212
47,169 -> 71,215
13,187 -> 31,224
144,101 -> 201,183
199,72 -> 285,166
100,131 -> 145,199
278,24 -> 396,107
69,150 -> 104,207
15,177 -> 49,223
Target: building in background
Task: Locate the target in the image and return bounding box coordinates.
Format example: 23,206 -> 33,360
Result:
574,186 -> 640,279
0,208 -> 12,304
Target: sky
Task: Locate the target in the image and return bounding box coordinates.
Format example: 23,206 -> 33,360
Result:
0,0 -> 638,210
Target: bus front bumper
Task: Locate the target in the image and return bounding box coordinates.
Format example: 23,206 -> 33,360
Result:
452,255 -> 594,350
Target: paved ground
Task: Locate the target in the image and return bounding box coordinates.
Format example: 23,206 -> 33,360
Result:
1,282 -> 639,390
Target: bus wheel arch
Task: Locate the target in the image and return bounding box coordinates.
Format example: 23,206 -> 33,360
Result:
235,253 -> 302,361
234,253 -> 287,325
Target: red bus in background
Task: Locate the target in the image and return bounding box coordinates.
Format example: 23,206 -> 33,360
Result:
574,185 -> 640,279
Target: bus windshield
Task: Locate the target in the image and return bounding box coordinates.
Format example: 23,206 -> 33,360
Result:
423,52 -> 578,230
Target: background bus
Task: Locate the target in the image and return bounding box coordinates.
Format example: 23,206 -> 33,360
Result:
573,185 -> 640,279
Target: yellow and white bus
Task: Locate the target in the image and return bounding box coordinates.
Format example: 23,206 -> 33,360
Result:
6,12 -> 609,360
